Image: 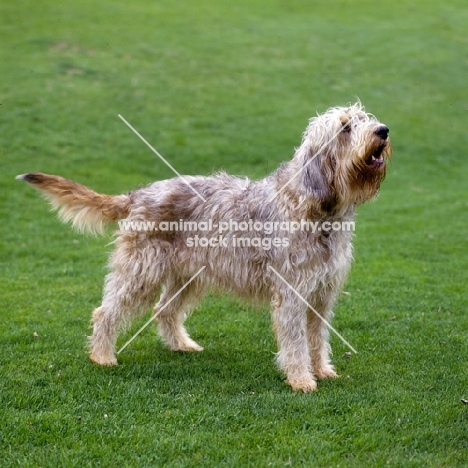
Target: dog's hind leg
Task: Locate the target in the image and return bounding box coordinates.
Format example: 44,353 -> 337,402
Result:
154,276 -> 204,352
89,270 -> 161,366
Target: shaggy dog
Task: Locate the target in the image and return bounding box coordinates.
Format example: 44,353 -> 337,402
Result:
17,103 -> 391,392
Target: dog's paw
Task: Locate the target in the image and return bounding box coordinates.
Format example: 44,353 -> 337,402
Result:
172,340 -> 204,352
287,377 -> 318,393
89,353 -> 118,366
315,367 -> 339,380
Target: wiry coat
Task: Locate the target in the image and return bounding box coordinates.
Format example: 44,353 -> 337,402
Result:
18,103 -> 391,392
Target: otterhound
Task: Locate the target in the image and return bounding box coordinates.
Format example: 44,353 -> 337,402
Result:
17,103 -> 391,392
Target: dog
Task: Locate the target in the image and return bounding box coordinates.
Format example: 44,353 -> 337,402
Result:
17,102 -> 391,392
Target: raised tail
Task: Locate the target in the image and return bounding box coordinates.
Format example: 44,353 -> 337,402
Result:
16,172 -> 131,234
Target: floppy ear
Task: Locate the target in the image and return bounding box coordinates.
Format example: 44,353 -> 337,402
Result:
302,154 -> 336,212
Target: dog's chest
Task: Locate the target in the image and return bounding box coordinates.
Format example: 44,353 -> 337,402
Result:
299,228 -> 353,273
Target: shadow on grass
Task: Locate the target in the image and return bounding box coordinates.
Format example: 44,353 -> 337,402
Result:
99,343 -> 283,395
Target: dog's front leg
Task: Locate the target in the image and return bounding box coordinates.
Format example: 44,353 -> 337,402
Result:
307,305 -> 339,380
272,293 -> 317,393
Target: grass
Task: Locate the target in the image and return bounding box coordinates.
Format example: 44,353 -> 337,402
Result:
1,0 -> 468,466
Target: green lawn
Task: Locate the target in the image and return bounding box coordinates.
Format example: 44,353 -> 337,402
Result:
1,0 -> 468,466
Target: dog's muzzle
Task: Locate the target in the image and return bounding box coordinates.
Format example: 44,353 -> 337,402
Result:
366,125 -> 390,168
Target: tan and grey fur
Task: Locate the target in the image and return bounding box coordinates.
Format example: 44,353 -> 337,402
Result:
17,103 -> 391,392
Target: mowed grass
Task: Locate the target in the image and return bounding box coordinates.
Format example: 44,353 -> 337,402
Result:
1,0 -> 468,466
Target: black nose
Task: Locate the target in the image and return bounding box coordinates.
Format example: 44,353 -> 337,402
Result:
375,125 -> 389,139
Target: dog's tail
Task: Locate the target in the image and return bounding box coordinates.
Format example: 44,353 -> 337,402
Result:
16,172 -> 131,235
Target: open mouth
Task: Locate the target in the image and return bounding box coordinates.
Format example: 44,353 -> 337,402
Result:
366,145 -> 386,167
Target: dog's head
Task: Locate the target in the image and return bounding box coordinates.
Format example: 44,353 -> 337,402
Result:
297,102 -> 392,211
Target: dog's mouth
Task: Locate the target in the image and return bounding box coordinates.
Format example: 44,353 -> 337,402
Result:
365,144 -> 387,168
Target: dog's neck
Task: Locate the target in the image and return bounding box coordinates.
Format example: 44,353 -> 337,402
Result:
269,163 -> 355,223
